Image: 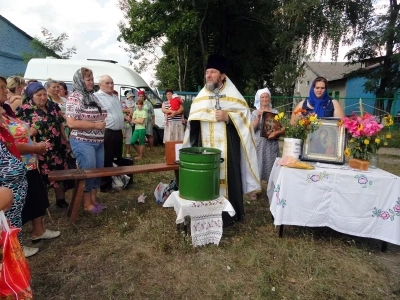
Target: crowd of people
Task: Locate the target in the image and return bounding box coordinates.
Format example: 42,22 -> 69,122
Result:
0,55 -> 344,262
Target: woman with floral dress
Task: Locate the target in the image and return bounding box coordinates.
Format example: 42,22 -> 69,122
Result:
16,82 -> 71,208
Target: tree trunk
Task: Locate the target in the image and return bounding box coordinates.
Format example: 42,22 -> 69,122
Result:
374,0 -> 398,115
192,0 -> 209,76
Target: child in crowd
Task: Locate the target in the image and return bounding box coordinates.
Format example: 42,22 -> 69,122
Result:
130,99 -> 147,160
165,93 -> 183,125
121,92 -> 135,158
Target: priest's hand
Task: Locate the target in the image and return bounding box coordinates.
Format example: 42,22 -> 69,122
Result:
215,110 -> 229,123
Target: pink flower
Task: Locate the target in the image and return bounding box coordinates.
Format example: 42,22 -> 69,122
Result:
380,211 -> 390,220
393,205 -> 400,213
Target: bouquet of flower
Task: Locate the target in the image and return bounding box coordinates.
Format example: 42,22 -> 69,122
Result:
274,108 -> 320,141
339,113 -> 393,160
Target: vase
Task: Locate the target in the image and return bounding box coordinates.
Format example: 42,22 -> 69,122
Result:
282,138 -> 303,159
349,158 -> 370,171
369,153 -> 379,169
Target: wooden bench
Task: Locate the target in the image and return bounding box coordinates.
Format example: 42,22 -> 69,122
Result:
48,163 -> 179,223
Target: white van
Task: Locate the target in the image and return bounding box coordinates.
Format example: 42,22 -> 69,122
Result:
24,58 -> 165,145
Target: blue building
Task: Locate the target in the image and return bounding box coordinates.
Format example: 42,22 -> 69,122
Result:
0,15 -> 58,78
0,15 -> 35,77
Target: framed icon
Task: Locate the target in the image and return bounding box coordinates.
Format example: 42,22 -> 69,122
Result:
301,118 -> 347,164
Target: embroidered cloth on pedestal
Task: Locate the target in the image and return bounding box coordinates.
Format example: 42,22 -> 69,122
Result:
267,158 -> 400,245
163,191 -> 236,247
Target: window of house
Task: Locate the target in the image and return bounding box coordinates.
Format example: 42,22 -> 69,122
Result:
334,91 -> 340,99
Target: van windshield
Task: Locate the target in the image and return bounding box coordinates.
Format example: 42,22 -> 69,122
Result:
119,86 -> 162,107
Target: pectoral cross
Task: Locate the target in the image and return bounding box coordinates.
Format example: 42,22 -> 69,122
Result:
209,88 -> 226,110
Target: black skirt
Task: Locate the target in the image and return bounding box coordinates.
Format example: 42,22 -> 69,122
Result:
22,169 -> 50,225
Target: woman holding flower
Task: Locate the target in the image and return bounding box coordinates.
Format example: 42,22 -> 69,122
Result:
291,77 -> 344,125
16,82 -> 71,208
251,88 -> 284,199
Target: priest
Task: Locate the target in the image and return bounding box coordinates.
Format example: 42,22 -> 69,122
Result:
183,54 -> 260,226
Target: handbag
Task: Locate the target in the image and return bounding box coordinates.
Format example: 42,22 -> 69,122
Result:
0,211 -> 33,299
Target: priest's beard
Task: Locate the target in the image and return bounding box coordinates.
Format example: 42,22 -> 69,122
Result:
205,76 -> 223,91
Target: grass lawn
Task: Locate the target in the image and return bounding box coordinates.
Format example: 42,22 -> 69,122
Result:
23,145 -> 400,299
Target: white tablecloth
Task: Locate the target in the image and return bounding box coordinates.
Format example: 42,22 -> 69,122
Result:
163,191 -> 236,247
267,158 -> 400,245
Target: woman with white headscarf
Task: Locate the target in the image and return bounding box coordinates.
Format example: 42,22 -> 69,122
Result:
250,88 -> 284,200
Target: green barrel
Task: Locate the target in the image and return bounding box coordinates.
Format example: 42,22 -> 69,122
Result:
179,147 -> 222,201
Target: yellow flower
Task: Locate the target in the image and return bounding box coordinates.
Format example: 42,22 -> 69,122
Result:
364,139 -> 369,145
274,115 -> 279,121
384,115 -> 394,126
309,115 -> 317,122
344,148 -> 351,157
299,119 -> 305,126
375,138 -> 380,144
278,112 -> 284,119
386,134 -> 392,139
337,120 -> 343,126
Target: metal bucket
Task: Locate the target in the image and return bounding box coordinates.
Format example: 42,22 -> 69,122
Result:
179,147 -> 223,201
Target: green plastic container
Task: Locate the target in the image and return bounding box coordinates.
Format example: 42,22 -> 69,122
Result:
179,147 -> 222,201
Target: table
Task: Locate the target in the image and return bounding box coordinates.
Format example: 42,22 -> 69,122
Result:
267,158 -> 400,247
163,191 -> 236,247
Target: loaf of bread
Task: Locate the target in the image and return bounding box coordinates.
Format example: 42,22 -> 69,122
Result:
287,161 -> 315,170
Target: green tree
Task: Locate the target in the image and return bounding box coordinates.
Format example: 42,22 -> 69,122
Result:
344,0 -> 400,114
118,0 -> 278,93
271,0 -> 374,106
22,27 -> 77,63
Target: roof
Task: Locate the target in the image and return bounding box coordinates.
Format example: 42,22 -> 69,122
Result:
0,14 -> 34,41
305,61 -> 360,82
0,14 -> 60,59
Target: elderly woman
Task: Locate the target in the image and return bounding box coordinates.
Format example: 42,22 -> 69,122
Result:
291,77 -> 344,124
162,88 -> 184,143
58,81 -> 69,98
138,91 -> 155,150
46,79 -> 67,115
251,88 -> 284,200
66,68 -> 107,214
6,75 -> 26,112
16,82 -> 70,208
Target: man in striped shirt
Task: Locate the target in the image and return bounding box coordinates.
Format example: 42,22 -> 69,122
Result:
95,75 -> 125,192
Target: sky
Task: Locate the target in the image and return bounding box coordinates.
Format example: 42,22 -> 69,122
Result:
2,0 -> 380,87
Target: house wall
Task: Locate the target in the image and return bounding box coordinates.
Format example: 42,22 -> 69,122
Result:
0,17 -> 32,77
345,77 -> 376,115
294,65 -> 347,107
294,66 -> 316,99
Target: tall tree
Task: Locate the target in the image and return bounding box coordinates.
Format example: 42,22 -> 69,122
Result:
344,0 -> 400,114
22,27 -> 77,62
118,0 -> 278,93
271,0 -> 374,106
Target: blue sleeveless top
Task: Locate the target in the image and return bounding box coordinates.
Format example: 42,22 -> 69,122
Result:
302,98 -> 334,118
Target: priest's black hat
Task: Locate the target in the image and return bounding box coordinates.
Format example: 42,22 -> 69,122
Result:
206,54 -> 228,74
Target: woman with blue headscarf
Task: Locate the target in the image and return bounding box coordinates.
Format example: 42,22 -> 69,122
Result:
17,81 -> 71,208
291,77 -> 344,125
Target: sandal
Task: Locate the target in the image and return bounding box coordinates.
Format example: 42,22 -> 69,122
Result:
95,203 -> 107,210
84,205 -> 103,215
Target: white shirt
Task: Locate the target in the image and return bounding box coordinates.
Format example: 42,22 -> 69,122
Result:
95,90 -> 125,130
